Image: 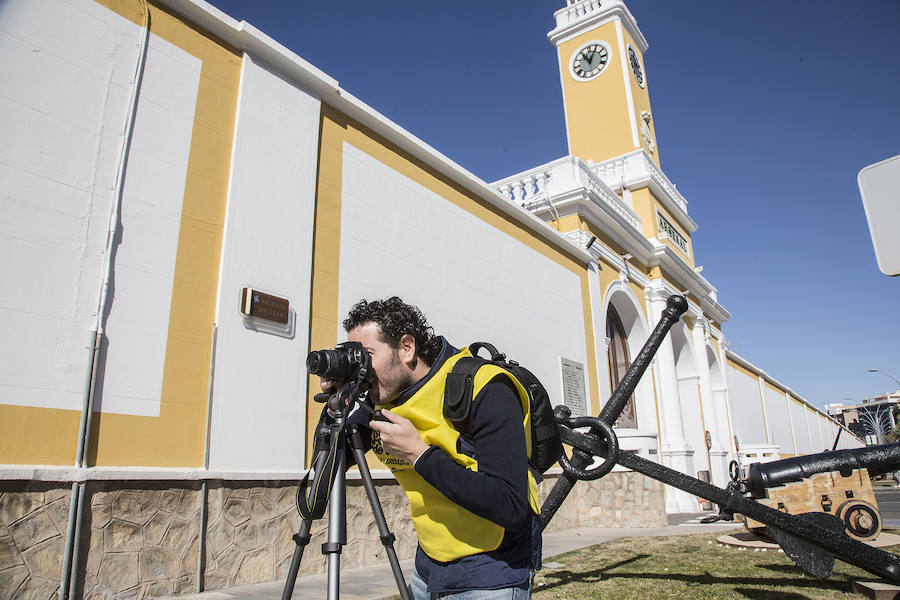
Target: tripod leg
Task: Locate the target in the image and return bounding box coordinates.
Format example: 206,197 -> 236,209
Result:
324,449 -> 347,600
349,426 -> 412,600
281,519 -> 312,600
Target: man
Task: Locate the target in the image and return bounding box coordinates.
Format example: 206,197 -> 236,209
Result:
321,296 -> 541,598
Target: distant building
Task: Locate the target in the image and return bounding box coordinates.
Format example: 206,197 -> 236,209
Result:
826,393 -> 900,444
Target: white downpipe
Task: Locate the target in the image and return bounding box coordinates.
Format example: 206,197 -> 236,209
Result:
60,3 -> 150,599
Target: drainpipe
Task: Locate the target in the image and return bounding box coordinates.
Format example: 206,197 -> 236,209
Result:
197,324 -> 218,592
58,2 -> 150,598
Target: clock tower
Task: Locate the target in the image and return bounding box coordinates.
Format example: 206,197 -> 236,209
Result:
549,0 -> 660,166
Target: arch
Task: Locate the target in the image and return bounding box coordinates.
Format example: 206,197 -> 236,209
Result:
669,320 -> 705,480
706,342 -> 725,393
602,281 -> 652,429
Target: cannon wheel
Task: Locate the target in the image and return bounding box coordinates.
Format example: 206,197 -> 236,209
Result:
837,500 -> 882,541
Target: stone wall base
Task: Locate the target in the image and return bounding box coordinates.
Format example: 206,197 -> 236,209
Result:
0,471 -> 665,598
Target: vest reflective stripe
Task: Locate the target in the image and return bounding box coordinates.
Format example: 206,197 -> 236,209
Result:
372,348 -> 540,562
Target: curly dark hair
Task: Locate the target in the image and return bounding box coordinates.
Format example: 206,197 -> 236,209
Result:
343,297 -> 442,366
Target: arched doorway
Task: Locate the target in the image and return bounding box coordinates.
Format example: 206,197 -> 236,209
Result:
606,304 -> 637,428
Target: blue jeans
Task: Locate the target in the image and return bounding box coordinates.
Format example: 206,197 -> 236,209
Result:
410,570 -> 533,599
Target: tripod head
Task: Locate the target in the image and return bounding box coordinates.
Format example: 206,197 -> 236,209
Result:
309,340 -> 387,423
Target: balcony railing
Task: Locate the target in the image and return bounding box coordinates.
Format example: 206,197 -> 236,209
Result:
493,156 -> 642,232
554,0 -> 608,29
590,150 -> 694,233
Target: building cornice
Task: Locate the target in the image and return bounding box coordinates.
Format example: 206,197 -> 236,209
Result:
648,242 -> 730,324
0,465 -> 402,482
548,0 -> 648,52
567,229 -> 651,288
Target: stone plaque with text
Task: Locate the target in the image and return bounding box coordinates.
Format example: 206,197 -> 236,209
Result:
560,357 -> 587,417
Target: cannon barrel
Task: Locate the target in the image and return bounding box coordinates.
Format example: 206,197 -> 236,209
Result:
747,443 -> 900,498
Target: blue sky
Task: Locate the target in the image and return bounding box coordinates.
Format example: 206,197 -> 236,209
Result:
204,1 -> 900,408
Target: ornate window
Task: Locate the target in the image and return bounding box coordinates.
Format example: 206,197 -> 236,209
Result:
607,305 -> 637,428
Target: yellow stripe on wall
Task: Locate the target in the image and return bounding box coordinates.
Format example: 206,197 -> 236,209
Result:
89,0 -> 241,467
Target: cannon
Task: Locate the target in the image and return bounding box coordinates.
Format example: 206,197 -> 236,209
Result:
541,294 -> 900,582
740,445 -> 899,540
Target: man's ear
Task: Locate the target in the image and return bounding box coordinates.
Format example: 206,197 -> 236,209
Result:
398,333 -> 417,365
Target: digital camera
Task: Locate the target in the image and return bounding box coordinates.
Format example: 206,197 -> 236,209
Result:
306,341 -> 370,382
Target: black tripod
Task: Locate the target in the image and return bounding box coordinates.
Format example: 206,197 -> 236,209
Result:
281,381 -> 411,600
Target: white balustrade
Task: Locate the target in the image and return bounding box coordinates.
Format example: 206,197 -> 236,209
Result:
492,156 -> 641,231
556,0 -> 607,28
591,151 -> 688,215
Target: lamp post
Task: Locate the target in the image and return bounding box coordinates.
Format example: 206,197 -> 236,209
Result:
868,368 -> 900,390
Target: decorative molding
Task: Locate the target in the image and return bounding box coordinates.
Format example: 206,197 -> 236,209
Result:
492,156 -> 728,324
567,229 -> 652,288
640,110 -> 654,151
615,19 -> 640,149
0,465 -> 400,482
549,0 -> 649,52
591,149 -> 696,233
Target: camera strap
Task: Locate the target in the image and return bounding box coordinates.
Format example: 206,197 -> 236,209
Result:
296,423 -> 345,520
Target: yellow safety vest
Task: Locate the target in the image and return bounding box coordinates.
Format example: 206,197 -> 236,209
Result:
371,347 -> 540,562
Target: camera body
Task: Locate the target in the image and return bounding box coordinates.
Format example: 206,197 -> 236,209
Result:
306,341 -> 371,382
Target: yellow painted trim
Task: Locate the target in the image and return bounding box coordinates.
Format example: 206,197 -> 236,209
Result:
764,380 -> 788,396
306,106 -> 599,465
0,406 -> 80,465
726,358 -> 759,381
87,1 -> 240,467
784,392 -> 798,455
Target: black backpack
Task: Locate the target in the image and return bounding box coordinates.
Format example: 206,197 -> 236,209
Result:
443,342 -> 563,477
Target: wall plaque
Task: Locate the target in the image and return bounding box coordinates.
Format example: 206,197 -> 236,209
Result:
560,357 -> 587,417
240,287 -> 290,324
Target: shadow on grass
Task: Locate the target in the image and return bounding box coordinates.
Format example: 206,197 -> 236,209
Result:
733,588 -> 814,599
538,554 -> 853,595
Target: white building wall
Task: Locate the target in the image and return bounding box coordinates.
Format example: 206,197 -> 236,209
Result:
207,53 -> 322,471
336,143 -> 591,414
0,0 -> 199,417
764,386 -> 793,456
789,399 -> 814,454
725,364 -> 766,447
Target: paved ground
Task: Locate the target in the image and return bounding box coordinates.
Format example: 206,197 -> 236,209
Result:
874,485 -> 900,527
163,513 -> 738,600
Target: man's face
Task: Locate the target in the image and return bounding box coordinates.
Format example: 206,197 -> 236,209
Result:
347,322 -> 416,404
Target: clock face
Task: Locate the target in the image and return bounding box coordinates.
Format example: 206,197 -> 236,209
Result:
571,42 -> 609,81
628,46 -> 645,87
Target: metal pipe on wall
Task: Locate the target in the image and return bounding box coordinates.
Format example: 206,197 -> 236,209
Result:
58,2 -> 151,598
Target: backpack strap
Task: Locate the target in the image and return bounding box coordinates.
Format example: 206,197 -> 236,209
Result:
443,356 -> 487,435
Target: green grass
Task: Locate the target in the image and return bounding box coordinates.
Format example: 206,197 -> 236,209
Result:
532,530 -> 900,599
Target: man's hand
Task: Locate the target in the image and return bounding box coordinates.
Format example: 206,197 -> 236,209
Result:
369,410 -> 429,464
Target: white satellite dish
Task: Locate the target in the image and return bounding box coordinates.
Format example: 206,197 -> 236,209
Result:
858,154 -> 900,276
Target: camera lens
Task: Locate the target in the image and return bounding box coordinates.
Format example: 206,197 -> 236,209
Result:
306,351 -> 325,374
306,349 -> 354,380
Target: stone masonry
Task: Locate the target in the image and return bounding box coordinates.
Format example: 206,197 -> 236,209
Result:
0,482 -> 69,600
0,471 -> 664,599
